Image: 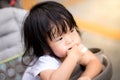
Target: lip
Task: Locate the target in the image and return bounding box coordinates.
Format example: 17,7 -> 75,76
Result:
67,43 -> 79,51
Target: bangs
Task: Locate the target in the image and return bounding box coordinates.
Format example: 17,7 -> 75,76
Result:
48,17 -> 76,40
30,1 -> 78,41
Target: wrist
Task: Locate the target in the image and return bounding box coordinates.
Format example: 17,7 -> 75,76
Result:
79,44 -> 88,54
67,52 -> 78,64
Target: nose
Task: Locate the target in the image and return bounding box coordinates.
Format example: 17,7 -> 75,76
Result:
65,35 -> 73,45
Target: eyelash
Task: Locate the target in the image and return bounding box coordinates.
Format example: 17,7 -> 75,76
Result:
55,29 -> 74,41
70,29 -> 74,32
58,37 -> 63,40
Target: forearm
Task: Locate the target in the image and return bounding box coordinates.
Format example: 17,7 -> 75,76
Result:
78,59 -> 102,80
50,54 -> 78,80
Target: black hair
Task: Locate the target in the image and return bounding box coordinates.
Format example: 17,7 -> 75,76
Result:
22,1 -> 81,66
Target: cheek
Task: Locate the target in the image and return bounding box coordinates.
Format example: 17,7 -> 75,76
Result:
47,38 -> 68,58
51,44 -> 67,57
73,32 -> 81,44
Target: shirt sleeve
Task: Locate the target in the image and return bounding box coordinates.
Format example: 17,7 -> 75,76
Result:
29,55 -> 61,77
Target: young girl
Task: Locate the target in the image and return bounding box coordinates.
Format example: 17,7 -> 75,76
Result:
22,1 -> 102,80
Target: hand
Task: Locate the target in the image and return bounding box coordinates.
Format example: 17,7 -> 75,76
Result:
67,45 -> 83,63
78,76 -> 91,80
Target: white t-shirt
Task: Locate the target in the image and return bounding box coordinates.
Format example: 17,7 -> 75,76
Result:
22,45 -> 87,80
22,55 -> 61,80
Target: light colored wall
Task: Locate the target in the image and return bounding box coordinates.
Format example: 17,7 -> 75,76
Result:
21,0 -> 38,10
21,0 -> 120,40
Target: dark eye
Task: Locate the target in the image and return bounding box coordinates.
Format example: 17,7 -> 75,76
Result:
59,37 -> 63,40
70,29 -> 74,32
55,36 -> 63,41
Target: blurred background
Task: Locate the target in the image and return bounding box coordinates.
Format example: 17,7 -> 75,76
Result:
21,0 -> 120,79
22,0 -> 120,80
0,0 -> 120,80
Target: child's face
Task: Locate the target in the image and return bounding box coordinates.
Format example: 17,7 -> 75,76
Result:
47,27 -> 81,59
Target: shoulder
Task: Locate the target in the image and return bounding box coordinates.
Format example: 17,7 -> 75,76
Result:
35,55 -> 61,70
39,55 -> 61,64
24,55 -> 61,77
